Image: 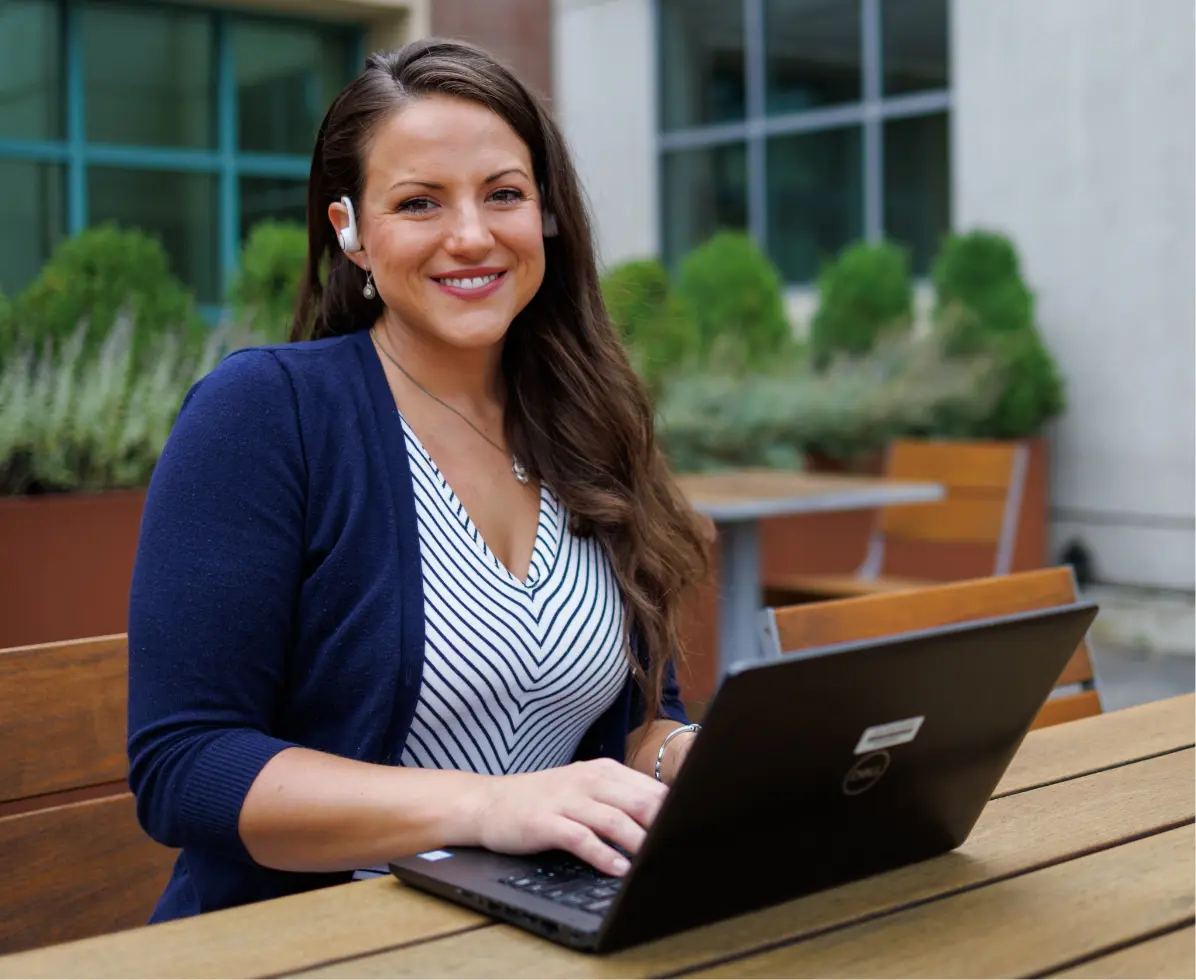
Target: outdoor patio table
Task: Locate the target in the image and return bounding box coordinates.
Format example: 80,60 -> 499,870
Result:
674,468 -> 945,678
3,694 -> 1190,979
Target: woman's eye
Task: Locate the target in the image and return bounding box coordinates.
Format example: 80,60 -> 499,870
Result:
397,197 -> 436,214
490,188 -> 524,204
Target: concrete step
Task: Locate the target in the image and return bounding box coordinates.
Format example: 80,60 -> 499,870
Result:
1082,584 -> 1194,657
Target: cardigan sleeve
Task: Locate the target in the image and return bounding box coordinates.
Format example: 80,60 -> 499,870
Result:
127,348 -> 307,863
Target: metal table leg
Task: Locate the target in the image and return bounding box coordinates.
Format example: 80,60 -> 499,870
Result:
716,519 -> 762,681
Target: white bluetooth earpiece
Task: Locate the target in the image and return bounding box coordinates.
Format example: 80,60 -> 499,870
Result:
337,195 -> 363,253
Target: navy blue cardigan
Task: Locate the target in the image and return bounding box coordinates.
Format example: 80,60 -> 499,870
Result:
127,328 -> 687,922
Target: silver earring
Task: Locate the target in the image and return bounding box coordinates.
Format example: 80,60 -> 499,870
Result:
363,271 -> 376,300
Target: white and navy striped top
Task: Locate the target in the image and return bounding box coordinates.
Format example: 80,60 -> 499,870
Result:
396,416 -> 630,775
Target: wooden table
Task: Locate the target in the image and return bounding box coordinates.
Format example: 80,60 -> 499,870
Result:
676,469 -> 944,678
3,694 -> 1191,979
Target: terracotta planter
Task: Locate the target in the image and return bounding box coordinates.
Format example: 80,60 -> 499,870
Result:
0,489 -> 146,648
678,437 -> 1052,711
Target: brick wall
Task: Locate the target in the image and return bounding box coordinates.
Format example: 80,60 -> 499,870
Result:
430,0 -> 553,102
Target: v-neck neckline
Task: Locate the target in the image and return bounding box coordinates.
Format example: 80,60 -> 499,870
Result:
398,406 -> 559,592
353,327 -> 561,590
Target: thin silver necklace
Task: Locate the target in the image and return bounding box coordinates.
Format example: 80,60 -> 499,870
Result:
370,328 -> 530,485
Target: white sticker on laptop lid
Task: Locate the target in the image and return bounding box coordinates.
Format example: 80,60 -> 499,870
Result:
854,716 -> 924,754
416,849 -> 454,862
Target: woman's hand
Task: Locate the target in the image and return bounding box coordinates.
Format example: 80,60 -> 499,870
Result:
469,759 -> 668,877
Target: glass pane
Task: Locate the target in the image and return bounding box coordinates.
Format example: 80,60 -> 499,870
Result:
83,4 -> 215,148
766,126 -> 863,282
0,0 -> 62,140
659,0 -> 745,131
884,112 -> 949,276
88,168 -> 219,303
882,0 -> 949,95
765,0 -> 861,114
0,160 -> 65,296
661,143 -> 748,269
240,177 -> 308,240
234,20 -> 353,155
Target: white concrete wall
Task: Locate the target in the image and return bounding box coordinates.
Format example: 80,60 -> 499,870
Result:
553,0 -> 657,270
953,0 -> 1195,591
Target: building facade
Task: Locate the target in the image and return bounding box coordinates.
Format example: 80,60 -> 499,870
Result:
2,0 -> 1191,592
558,0 -> 1194,594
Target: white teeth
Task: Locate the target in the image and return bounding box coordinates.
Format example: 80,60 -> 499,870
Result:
439,273 -> 500,290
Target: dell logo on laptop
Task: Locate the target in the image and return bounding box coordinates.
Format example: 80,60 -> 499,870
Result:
842,751 -> 891,795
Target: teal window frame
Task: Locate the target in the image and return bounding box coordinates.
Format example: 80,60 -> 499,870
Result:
0,0 -> 365,312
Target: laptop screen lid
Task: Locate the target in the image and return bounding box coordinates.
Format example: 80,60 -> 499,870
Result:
596,601 -> 1100,950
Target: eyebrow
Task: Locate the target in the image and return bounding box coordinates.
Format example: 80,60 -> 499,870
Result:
389,168 -> 530,192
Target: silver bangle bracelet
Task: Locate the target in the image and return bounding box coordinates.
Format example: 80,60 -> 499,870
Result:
654,723 -> 701,782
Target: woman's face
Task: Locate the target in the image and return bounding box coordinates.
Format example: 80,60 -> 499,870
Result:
334,94 -> 547,354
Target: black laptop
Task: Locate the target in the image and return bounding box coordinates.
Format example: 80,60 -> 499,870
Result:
388,601 -> 1099,953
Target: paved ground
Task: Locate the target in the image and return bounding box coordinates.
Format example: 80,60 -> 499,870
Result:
1090,643 -> 1195,711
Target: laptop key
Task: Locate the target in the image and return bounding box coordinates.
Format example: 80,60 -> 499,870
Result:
584,898 -> 613,913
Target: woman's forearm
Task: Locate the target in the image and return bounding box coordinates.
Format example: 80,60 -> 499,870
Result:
626,719 -> 692,784
238,746 -> 490,873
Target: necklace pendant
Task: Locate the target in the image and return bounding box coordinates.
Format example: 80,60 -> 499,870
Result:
512,459 -> 530,485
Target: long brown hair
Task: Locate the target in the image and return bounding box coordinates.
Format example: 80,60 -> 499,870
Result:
293,38 -> 709,726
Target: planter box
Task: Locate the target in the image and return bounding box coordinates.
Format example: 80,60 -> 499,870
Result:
0,489 -> 146,648
678,436 -> 1051,712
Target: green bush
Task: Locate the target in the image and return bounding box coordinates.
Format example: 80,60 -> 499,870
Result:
12,224 -> 204,363
228,220 -> 309,344
932,230 -> 1034,336
600,258 -> 700,395
810,239 -> 913,364
675,231 -> 792,369
932,230 -> 1065,437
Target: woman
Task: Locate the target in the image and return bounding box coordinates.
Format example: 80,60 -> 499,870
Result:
127,38 -> 709,922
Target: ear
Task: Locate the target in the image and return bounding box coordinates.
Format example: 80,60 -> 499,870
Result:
328,198 -> 368,267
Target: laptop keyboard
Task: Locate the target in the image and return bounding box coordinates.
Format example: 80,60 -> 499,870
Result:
499,857 -> 623,915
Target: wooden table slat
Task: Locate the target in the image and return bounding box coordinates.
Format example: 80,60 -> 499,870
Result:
995,692 -> 1194,796
694,826 -> 1195,979
0,875 -> 484,980
294,748 -> 1195,979
1051,924 -> 1196,979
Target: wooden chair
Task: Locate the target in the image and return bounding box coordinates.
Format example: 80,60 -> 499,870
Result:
760,566 -> 1102,729
0,634 -> 177,955
764,439 -> 1030,602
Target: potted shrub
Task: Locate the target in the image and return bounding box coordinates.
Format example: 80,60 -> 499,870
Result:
0,226 -> 229,647
919,229 -> 1066,578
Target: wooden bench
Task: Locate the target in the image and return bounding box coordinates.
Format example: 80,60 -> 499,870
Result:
761,566 -> 1102,729
0,634 -> 177,955
764,439 -> 1029,602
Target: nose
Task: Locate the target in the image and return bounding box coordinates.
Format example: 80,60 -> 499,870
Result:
445,201 -> 494,258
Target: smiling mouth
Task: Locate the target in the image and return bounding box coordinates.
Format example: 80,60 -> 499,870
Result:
432,272 -> 504,290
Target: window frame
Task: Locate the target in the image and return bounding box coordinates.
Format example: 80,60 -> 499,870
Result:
0,0 -> 364,308
654,0 -> 951,281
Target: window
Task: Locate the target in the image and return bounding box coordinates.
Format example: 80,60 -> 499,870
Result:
658,0 -> 950,280
0,1 -> 361,305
